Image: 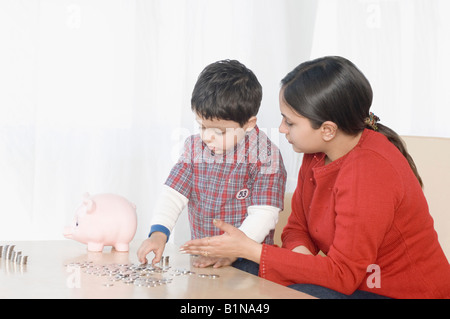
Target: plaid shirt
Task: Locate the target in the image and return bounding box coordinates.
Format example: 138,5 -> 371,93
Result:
165,126 -> 286,244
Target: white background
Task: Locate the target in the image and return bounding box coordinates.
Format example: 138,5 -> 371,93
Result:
1,0 -> 449,243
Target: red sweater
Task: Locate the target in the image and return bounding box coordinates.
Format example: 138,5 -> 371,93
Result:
259,129 -> 450,298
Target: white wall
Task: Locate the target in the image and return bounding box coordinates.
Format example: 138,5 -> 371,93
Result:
0,0 -> 448,243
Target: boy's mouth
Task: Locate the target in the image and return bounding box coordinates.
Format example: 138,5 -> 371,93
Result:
208,145 -> 225,154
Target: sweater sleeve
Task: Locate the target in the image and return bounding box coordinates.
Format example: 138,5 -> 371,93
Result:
260,151 -> 401,295
281,154 -> 319,254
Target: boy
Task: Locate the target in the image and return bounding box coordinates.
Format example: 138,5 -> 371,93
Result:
137,60 -> 286,271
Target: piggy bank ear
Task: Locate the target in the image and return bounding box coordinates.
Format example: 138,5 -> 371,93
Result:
83,199 -> 96,214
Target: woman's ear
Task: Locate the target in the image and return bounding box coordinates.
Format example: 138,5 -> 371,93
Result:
320,121 -> 338,142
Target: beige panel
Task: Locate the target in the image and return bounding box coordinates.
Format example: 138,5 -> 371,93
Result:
274,193 -> 292,247
401,136 -> 450,259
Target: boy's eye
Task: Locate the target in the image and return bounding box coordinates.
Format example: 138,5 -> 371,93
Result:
199,126 -> 225,135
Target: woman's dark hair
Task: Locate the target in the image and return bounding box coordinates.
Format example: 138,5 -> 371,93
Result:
281,56 -> 423,187
191,59 -> 262,127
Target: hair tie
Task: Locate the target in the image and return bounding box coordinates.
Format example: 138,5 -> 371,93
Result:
364,112 -> 380,131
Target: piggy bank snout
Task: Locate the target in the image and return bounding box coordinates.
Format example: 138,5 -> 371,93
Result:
63,226 -> 73,238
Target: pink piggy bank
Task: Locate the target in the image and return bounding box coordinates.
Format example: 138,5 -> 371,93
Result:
63,193 -> 137,252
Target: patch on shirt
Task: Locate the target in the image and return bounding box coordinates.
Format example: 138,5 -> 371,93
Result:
235,188 -> 249,200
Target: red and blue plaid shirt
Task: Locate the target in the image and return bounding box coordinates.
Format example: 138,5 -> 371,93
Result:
165,126 -> 286,244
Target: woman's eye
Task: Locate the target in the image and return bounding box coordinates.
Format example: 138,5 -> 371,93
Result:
284,119 -> 293,127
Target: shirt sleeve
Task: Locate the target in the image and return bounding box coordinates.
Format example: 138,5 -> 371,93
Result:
150,136 -> 193,240
164,136 -> 194,198
250,146 -> 287,210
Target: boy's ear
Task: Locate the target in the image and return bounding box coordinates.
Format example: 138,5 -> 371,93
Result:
244,116 -> 257,132
320,121 -> 337,142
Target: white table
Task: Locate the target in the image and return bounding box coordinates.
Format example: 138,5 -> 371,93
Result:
0,240 -> 313,299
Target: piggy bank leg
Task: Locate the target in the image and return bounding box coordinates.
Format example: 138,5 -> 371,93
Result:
87,242 -> 104,252
113,243 -> 129,252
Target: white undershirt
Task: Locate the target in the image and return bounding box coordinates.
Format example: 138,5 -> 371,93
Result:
151,185 -> 280,243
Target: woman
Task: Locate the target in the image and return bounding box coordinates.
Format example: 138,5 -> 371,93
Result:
180,56 -> 450,299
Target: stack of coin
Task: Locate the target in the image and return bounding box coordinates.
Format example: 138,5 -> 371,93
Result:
0,245 -> 28,265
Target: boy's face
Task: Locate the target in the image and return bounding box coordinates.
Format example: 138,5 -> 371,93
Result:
196,114 -> 256,155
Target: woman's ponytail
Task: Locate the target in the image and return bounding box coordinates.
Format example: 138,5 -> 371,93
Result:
364,113 -> 423,188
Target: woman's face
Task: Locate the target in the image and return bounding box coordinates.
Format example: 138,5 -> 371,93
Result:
278,90 -> 324,154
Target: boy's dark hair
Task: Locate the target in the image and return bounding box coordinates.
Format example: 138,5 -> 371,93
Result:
191,60 -> 262,127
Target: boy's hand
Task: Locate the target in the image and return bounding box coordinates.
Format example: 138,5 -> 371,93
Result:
291,245 -> 313,255
192,256 -> 237,268
137,232 -> 167,264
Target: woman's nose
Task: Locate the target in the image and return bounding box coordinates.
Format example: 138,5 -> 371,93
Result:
279,121 -> 287,134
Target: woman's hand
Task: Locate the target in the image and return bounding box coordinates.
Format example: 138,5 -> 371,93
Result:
180,219 -> 263,264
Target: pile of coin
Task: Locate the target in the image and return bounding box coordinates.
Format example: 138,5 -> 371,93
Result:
64,256 -> 196,288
